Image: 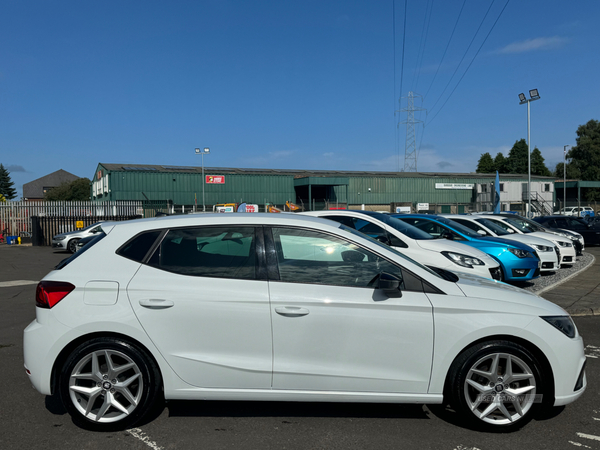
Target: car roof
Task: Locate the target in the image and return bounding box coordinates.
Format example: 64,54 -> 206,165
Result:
103,212 -> 343,234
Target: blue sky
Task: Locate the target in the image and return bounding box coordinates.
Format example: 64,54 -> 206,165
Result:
2,1 -> 599,198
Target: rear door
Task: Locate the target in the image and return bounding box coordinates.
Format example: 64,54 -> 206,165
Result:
127,225 -> 273,389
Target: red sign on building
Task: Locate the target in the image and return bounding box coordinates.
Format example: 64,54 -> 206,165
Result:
206,175 -> 225,184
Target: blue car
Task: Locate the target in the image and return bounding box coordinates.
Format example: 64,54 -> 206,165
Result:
392,214 -> 541,282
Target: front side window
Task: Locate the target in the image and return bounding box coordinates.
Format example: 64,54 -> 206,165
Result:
271,227 -> 407,289
148,226 -> 257,279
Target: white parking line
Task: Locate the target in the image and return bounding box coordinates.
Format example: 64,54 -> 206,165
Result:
0,280 -> 38,287
577,432 -> 600,442
127,428 -> 164,450
569,441 -> 592,448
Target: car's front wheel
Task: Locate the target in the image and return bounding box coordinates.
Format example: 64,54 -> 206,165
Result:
67,238 -> 80,253
59,337 -> 162,431
447,340 -> 545,431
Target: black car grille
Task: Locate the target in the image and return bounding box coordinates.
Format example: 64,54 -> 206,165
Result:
554,246 -> 561,260
533,268 -> 540,277
563,256 -> 573,263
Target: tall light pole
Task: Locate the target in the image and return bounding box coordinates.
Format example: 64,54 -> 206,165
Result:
518,89 -> 541,217
563,145 -> 569,213
195,147 -> 210,212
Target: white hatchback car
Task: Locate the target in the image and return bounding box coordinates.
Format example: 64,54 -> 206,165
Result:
443,215 -> 560,272
483,215 -> 577,266
24,214 -> 586,432
301,210 -> 502,280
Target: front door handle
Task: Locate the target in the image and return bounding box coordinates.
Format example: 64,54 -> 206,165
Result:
139,299 -> 174,309
275,306 -> 309,317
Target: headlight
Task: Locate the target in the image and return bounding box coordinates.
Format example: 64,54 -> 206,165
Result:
441,251 -> 485,268
541,316 -> 576,338
557,241 -> 572,248
53,236 -> 66,241
507,247 -> 533,258
532,244 -> 553,252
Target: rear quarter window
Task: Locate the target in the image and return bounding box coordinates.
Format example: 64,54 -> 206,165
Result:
116,230 -> 163,263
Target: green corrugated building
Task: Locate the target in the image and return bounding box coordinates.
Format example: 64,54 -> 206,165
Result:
91,163 -> 556,213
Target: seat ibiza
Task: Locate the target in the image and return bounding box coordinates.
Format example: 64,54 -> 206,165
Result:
24,214 -> 586,432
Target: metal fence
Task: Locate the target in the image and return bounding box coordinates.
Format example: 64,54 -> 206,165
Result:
31,215 -> 141,247
0,201 -> 169,240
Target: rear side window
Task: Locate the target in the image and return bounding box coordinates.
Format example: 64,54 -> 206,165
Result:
147,226 -> 257,279
117,230 -> 163,263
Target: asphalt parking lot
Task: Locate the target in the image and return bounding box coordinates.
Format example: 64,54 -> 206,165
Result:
1,244 -> 599,450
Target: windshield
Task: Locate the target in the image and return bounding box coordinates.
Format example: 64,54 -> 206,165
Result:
504,217 -> 540,233
338,224 -> 442,279
475,218 -> 510,236
431,216 -> 482,238
384,216 -> 435,240
82,222 -> 103,232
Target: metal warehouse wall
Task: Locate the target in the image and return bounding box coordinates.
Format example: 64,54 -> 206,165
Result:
105,170 -> 295,206
341,176 -> 481,205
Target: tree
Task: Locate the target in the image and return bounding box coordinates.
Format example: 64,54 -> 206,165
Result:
494,153 -> 509,173
506,139 -> 529,174
44,178 -> 91,201
530,147 -> 551,176
554,162 -> 581,179
568,119 -> 600,181
476,152 -> 495,173
0,164 -> 17,200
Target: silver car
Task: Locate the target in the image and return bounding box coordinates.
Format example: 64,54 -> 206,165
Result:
51,222 -> 105,253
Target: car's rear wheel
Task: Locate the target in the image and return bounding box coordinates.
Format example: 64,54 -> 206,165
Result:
59,337 -> 162,431
447,340 -> 544,432
67,238 -> 80,253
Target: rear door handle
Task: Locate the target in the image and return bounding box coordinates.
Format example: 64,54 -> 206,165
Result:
139,299 -> 174,309
275,306 -> 309,317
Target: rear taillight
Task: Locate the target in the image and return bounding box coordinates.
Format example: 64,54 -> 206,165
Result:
36,281 -> 75,309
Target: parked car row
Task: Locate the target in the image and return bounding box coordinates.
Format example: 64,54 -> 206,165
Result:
556,206 -> 595,218
29,212 -> 586,433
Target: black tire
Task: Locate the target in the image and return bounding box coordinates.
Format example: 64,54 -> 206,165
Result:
67,238 -> 80,253
59,337 -> 163,431
446,340 -> 545,432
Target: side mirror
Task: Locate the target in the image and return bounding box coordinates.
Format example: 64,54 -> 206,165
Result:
376,272 -> 402,298
477,230 -> 487,236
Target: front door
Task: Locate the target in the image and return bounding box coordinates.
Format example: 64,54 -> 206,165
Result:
266,226 -> 434,393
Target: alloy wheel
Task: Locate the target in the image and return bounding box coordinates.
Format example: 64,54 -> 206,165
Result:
463,352 -> 537,425
68,349 -> 143,423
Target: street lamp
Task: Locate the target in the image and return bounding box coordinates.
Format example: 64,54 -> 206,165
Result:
518,89 -> 541,218
563,145 -> 570,214
195,147 -> 210,212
